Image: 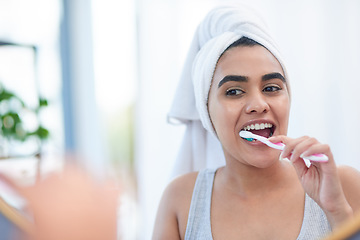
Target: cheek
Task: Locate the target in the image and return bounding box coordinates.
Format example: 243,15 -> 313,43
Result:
209,99 -> 240,134
208,100 -> 223,132
274,96 -> 290,133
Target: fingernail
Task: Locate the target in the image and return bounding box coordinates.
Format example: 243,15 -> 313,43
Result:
289,153 -> 296,162
279,153 -> 290,162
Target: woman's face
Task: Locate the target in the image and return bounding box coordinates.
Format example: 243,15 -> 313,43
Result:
208,45 -> 290,167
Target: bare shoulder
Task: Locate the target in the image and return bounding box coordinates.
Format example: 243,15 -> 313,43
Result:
152,171 -> 199,240
167,171 -> 199,199
338,165 -> 360,184
162,172 -> 199,228
338,165 -> 360,213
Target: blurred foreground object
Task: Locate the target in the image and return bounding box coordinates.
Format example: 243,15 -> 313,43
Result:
324,211 -> 360,240
0,164 -> 120,240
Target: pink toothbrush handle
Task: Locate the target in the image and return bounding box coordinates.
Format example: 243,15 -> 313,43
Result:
303,153 -> 328,162
273,143 -> 329,162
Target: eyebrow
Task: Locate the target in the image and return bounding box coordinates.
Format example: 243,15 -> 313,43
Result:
217,72 -> 286,88
218,75 -> 248,88
262,72 -> 286,82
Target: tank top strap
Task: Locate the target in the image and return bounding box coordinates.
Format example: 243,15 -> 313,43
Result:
184,168 -> 216,240
296,194 -> 332,240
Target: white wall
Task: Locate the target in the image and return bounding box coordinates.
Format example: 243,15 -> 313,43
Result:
63,0 -> 111,176
135,0 -> 360,239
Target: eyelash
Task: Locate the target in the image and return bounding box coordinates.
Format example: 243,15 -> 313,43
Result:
226,88 -> 244,96
263,85 -> 282,92
225,85 -> 282,96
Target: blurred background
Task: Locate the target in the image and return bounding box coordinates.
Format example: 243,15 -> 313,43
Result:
0,0 -> 359,239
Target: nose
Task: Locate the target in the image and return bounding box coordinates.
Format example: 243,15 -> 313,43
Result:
245,92 -> 270,114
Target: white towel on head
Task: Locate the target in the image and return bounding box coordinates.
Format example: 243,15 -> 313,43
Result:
168,4 -> 289,177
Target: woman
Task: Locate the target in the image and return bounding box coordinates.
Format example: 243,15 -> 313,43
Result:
152,5 -> 360,240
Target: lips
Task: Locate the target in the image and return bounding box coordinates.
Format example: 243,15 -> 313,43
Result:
240,121 -> 275,139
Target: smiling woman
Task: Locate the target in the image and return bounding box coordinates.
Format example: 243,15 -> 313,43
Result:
152,5 -> 360,240
208,42 -> 290,167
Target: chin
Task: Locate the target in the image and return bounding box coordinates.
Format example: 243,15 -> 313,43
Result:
246,152 -> 280,168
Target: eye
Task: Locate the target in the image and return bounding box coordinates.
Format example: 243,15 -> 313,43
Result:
226,88 -> 244,96
263,85 -> 281,92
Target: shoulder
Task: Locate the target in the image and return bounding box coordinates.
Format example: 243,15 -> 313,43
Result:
338,165 -> 360,212
163,171 -> 200,220
152,171 -> 199,240
338,165 -> 360,186
167,171 -> 199,198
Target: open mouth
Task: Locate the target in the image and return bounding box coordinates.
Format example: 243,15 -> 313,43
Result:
240,123 -> 275,142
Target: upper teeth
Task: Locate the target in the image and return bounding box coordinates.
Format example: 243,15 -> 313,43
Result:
243,123 -> 273,131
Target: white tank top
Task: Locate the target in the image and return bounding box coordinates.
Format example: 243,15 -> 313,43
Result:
184,168 -> 332,240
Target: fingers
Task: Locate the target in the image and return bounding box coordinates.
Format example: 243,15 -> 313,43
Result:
269,135 -> 333,163
269,135 -> 308,158
268,135 -> 335,177
287,137 -> 317,162
286,137 -> 320,177
300,142 -> 336,174
300,143 -> 332,161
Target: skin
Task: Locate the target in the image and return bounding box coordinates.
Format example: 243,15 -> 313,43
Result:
152,45 -> 360,239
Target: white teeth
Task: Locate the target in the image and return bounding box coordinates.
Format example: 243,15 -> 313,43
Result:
243,123 -> 273,131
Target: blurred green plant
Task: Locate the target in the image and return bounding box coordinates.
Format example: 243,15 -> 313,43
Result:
0,83 -> 49,143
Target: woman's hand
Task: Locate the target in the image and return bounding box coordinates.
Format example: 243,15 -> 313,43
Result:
269,135 -> 353,229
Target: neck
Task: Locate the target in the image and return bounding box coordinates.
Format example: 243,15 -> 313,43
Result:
218,159 -> 294,198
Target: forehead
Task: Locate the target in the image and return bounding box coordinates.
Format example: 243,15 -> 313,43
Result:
212,45 -> 284,84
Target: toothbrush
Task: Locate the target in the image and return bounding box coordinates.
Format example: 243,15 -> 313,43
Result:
239,131 -> 329,163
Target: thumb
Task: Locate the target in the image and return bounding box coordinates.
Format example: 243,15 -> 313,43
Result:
268,134 -> 290,145
268,135 -> 309,179
288,154 -> 309,181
